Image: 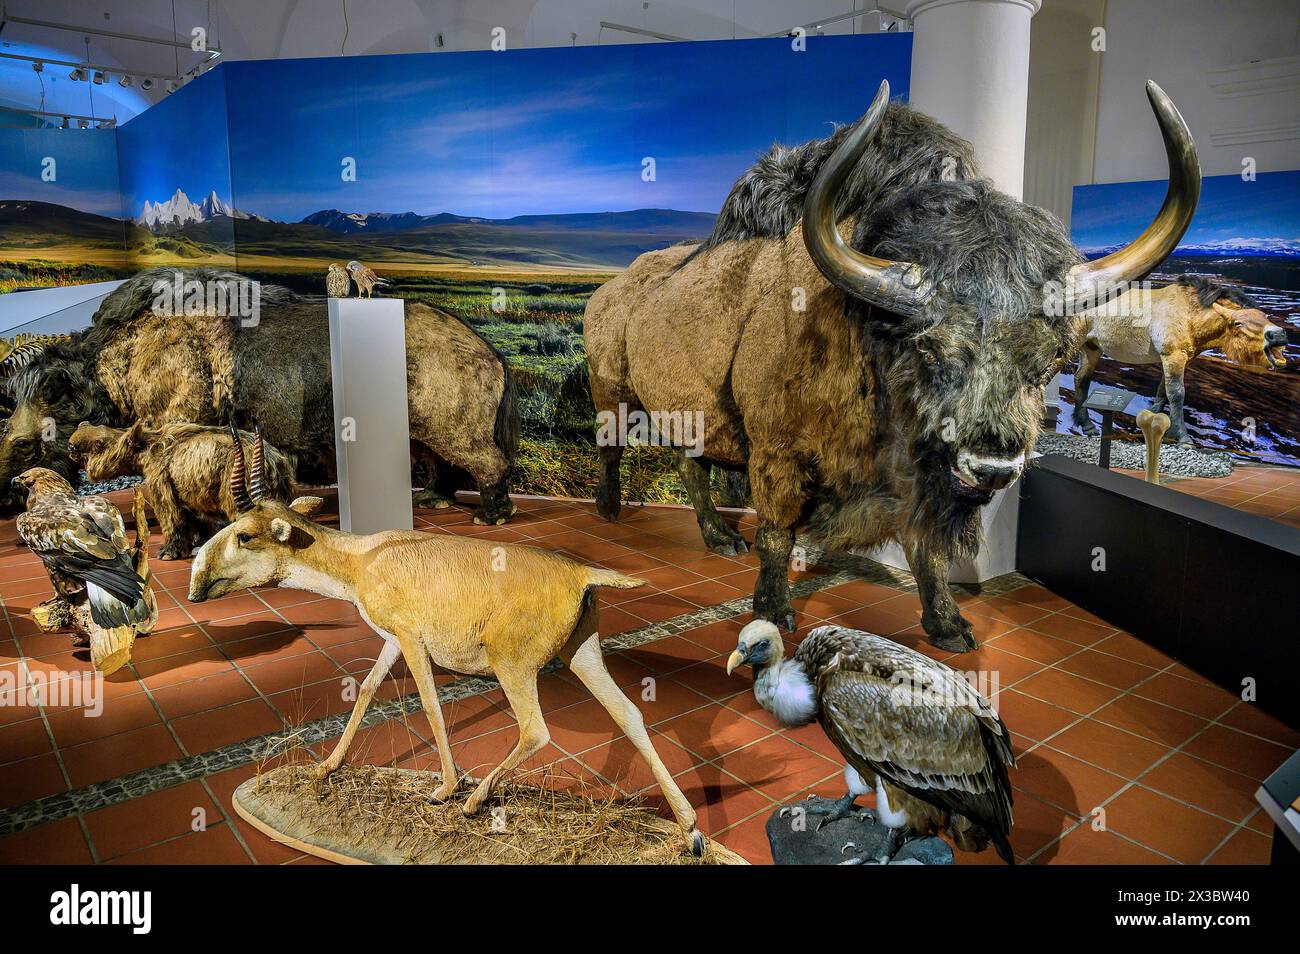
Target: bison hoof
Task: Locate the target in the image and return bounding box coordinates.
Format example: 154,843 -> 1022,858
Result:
595,489 -> 621,522
924,614 -> 977,653
756,607 -> 796,632
703,525 -> 748,556
413,489 -> 454,510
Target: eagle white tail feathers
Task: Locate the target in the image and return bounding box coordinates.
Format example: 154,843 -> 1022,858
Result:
86,581 -> 151,629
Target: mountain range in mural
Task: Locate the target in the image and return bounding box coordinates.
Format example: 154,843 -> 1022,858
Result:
136,188 -> 268,229
1081,237 -> 1300,259
1,189 -> 718,271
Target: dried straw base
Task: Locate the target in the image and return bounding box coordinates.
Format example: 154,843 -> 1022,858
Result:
234,764 -> 747,865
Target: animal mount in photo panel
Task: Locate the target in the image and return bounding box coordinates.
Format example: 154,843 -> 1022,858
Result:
1070,169 -> 1299,466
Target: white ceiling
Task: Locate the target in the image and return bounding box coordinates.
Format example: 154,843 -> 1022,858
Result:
0,0 -> 900,124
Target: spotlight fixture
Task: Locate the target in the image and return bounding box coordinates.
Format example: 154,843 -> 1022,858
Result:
59,116 -> 69,129
118,73 -> 132,88
95,118 -> 116,129
68,67 -> 86,81
77,118 -> 89,129
31,61 -> 43,74
164,79 -> 178,93
92,71 -> 107,85
139,77 -> 155,91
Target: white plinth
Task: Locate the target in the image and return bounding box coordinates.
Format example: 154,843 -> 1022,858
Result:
327,298 -> 413,534
863,478 -> 1022,585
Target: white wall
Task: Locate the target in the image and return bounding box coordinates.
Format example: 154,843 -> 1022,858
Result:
1093,0 -> 1300,183
1024,0 -> 1104,227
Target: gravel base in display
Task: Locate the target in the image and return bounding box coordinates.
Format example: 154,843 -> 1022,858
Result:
74,473 -> 143,496
1034,433 -> 1235,478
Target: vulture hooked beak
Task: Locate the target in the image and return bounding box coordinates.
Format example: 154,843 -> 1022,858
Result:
726,646 -> 747,675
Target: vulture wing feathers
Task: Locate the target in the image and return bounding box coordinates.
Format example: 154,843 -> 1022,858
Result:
796,624 -> 1015,860
17,489 -> 150,628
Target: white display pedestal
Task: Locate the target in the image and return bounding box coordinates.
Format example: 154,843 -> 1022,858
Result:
327,298 -> 413,534
862,477 -> 1023,585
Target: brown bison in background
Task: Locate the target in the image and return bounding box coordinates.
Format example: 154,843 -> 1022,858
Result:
585,80 -> 1201,651
0,267 -> 519,523
70,420 -> 296,559
1074,275 -> 1289,445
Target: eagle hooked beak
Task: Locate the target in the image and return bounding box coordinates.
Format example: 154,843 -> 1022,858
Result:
726,646 -> 747,676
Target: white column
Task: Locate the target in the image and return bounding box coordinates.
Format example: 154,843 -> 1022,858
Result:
328,298 -> 414,534
904,0 -> 1041,200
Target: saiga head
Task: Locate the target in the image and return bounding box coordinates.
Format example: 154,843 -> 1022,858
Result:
188,421 -> 325,602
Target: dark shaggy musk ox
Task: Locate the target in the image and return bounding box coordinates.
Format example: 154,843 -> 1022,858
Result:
585,80 -> 1200,651
0,267 -> 519,523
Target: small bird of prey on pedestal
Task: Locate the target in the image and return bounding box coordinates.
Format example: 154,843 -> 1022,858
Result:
325,262 -> 352,298
346,260 -> 391,298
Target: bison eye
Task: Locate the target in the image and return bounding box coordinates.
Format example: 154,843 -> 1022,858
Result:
236,532 -> 254,545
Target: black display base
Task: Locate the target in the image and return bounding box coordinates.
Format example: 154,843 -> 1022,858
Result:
765,796 -> 953,865
1017,454 -> 1300,729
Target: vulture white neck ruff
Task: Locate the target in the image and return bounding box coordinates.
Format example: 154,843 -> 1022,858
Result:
756,659 -> 818,727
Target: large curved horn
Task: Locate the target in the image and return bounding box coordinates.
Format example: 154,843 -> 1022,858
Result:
228,422 -> 253,512
249,424 -> 266,502
1062,81 -> 1201,314
801,79 -> 932,320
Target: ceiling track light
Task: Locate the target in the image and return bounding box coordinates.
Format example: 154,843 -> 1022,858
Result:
92,70 -> 107,85
68,67 -> 86,81
140,77 -> 156,91
118,74 -> 133,88
0,106 -> 118,129
0,52 -> 190,83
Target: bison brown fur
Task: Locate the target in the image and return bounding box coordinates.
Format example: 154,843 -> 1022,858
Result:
586,82 -> 1197,653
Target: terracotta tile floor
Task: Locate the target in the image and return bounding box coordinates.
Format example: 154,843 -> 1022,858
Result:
0,490 -> 1293,865
1115,461 -> 1300,529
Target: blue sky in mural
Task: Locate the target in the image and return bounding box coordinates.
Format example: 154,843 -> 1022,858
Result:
222,35 -> 910,222
1072,170 -> 1300,255
116,66 -> 232,218
0,129 -> 121,217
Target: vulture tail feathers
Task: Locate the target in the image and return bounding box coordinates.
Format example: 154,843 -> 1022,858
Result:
992,833 -> 1014,865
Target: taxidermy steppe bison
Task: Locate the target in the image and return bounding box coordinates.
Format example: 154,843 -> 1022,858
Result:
585,80 -> 1201,651
1074,276 -> 1289,445
0,268 -> 518,523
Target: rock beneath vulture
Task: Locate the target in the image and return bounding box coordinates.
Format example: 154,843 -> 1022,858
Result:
766,796 -> 953,865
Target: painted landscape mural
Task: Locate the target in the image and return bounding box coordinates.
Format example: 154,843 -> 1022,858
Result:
0,128 -> 129,292
0,34 -> 912,500
1070,170 -> 1300,467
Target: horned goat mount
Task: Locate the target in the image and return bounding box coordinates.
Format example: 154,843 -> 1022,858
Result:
190,422 -> 706,857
